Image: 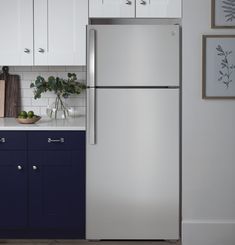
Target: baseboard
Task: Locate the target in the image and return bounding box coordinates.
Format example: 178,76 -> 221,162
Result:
182,219 -> 235,245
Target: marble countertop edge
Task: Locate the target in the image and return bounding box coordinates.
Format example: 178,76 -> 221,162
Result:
0,116 -> 86,131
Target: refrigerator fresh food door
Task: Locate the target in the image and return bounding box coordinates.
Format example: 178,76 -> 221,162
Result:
87,25 -> 180,87
86,88 -> 179,239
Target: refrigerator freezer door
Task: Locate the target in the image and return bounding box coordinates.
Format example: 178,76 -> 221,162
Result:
86,88 -> 179,239
87,25 -> 180,87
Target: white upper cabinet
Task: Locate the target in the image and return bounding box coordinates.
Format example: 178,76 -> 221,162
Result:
89,0 -> 181,18
136,0 -> 181,18
34,0 -> 88,65
0,0 -> 88,66
0,0 -> 34,65
89,0 -> 135,18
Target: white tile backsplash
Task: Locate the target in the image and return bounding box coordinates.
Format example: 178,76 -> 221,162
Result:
40,92 -> 59,98
22,71 -> 44,80
12,66 -> 86,116
65,66 -> 84,72
31,98 -> 49,107
20,98 -> 32,107
39,107 -> 49,116
38,72 -> 58,79
31,66 -> 49,72
21,88 -> 35,98
20,80 -> 32,89
66,97 -> 86,107
14,66 -> 32,72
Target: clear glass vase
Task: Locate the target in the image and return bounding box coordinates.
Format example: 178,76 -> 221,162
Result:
46,95 -> 70,119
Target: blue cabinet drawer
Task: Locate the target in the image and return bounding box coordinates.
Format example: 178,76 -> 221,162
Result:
0,131 -> 27,150
28,131 -> 85,151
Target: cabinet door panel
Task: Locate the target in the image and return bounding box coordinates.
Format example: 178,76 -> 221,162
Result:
0,151 -> 27,228
0,0 -> 33,65
34,0 -> 88,65
136,0 -> 181,18
89,0 -> 135,18
29,150 -> 85,234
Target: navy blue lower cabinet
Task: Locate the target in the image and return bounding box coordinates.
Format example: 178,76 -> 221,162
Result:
28,150 -> 85,233
0,151 -> 27,228
0,131 -> 85,239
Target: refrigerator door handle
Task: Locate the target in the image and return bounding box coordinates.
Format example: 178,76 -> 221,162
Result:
88,29 -> 96,88
87,29 -> 96,145
88,88 -> 96,145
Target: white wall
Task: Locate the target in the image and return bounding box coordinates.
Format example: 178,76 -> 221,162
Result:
182,0 -> 235,244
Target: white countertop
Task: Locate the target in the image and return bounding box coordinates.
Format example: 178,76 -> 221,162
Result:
0,116 -> 86,131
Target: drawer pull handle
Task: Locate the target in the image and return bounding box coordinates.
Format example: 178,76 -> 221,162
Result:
38,48 -> 45,53
140,0 -> 147,5
17,165 -> 23,170
24,48 -> 30,53
48,137 -> 64,143
32,165 -> 38,170
0,137 -> 5,143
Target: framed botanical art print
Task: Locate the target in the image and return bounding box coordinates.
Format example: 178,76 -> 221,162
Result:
212,0 -> 235,28
202,35 -> 235,99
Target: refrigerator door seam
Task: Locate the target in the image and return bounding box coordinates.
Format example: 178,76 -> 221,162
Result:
88,86 -> 180,89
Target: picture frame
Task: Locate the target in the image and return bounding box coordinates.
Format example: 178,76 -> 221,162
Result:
202,35 -> 235,99
212,0 -> 235,28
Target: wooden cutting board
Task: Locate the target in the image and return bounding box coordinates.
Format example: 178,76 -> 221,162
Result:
0,80 -> 5,117
0,67 -> 20,117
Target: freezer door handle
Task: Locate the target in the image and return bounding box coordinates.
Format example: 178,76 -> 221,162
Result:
88,29 -> 96,88
88,88 -> 96,145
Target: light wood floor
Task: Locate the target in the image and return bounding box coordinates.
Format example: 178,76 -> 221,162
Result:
0,240 -> 181,245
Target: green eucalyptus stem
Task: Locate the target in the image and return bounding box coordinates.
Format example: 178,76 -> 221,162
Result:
49,104 -> 53,118
55,95 -> 59,119
57,95 -> 69,118
50,94 -> 69,119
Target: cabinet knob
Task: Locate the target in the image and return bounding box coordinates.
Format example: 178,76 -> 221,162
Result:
17,165 -> 23,170
126,0 -> 132,5
32,165 -> 38,170
38,48 -> 45,53
0,137 -> 5,143
24,48 -> 30,53
140,0 -> 147,5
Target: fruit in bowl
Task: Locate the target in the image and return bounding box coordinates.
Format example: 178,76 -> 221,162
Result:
17,111 -> 41,124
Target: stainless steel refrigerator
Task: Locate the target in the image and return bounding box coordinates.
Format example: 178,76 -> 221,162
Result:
86,25 -> 180,240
